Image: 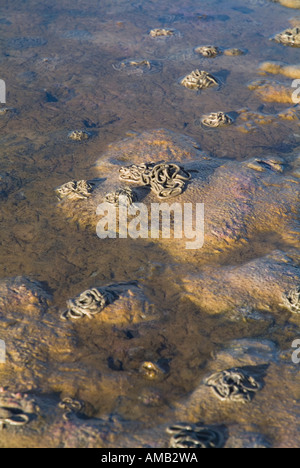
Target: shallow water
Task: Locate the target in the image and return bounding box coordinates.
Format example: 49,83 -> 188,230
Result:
0,0 -> 299,448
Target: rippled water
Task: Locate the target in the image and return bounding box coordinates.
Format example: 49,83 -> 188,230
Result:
0,0 -> 299,448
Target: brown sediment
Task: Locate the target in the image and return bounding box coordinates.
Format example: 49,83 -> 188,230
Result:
224,48 -> 245,56
248,80 -> 294,103
181,251 -> 300,314
293,168 -> 300,177
272,0 -> 300,8
259,61 -> 300,79
175,338 -> 300,449
278,105 -> 300,120
236,105 -> 300,133
56,130 -> 300,267
113,59 -> 161,74
289,16 -> 300,26
235,106 -> 300,133
237,109 -> 276,130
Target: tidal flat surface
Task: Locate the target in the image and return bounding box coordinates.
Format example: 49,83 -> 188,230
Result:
0,0 -> 299,448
